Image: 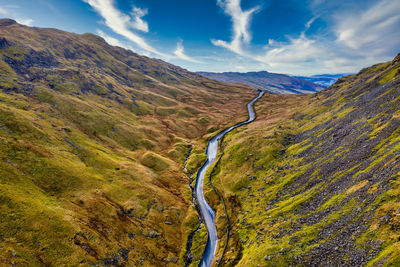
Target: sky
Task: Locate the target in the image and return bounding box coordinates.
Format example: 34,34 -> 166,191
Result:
0,0 -> 400,75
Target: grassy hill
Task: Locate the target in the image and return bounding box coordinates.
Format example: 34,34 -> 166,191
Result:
0,19 -> 257,266
197,53 -> 400,266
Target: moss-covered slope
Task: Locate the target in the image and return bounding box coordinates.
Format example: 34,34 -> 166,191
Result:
0,19 -> 256,266
206,53 -> 400,266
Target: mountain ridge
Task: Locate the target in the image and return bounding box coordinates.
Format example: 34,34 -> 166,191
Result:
197,70 -> 325,94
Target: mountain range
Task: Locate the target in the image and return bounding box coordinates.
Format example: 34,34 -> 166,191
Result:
197,71 -> 327,94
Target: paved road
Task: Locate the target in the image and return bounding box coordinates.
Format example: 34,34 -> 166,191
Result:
195,90 -> 264,267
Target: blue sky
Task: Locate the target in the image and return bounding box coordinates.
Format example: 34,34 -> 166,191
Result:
0,0 -> 399,75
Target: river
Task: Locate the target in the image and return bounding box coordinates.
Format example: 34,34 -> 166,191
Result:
194,90 -> 264,267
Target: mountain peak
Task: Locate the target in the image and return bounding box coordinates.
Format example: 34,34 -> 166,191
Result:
394,52 -> 400,63
0,18 -> 18,27
248,70 -> 269,74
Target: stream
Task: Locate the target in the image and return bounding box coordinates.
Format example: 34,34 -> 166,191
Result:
193,90 -> 264,267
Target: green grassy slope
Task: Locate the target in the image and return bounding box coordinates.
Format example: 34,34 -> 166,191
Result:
202,53 -> 400,266
0,19 -> 256,266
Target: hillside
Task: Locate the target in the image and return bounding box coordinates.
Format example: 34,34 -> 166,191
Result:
0,19 -> 257,266
194,53 -> 400,265
197,71 -> 324,94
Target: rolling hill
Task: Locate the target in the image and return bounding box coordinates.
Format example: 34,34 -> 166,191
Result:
0,18 -> 256,266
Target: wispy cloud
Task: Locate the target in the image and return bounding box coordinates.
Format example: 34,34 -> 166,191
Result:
256,33 -> 323,66
211,0 -> 260,55
334,0 -> 400,57
253,22 -> 369,74
0,4 -> 20,9
131,7 -> 148,32
96,30 -> 135,51
305,16 -> 318,31
15,18 -> 33,26
174,41 -> 202,63
83,0 -> 166,57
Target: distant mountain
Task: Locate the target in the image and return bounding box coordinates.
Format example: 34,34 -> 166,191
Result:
294,73 -> 348,87
197,71 -> 325,94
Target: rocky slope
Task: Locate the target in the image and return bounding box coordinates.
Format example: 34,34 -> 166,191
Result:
196,53 -> 400,266
0,19 -> 257,266
197,71 -> 324,94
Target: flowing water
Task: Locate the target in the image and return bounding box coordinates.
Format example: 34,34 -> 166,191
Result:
194,90 -> 264,266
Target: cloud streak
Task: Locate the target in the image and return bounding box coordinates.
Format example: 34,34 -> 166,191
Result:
256,34 -> 323,66
335,0 -> 400,56
96,30 -> 135,51
0,7 -> 7,15
174,41 -> 202,63
130,7 -> 149,32
212,0 -> 259,55
15,18 -> 33,26
83,0 -> 165,57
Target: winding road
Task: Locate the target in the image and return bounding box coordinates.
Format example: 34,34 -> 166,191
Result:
194,90 -> 264,267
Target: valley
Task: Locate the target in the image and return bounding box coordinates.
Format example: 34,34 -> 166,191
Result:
0,15 -> 400,267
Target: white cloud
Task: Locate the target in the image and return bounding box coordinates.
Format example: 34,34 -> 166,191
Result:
96,30 -> 135,51
211,0 -> 259,55
0,6 -> 33,26
253,33 -> 374,75
15,18 -> 33,26
131,7 -> 148,32
0,7 -> 7,15
174,41 -> 202,63
305,16 -> 318,31
335,0 -> 400,57
235,65 -> 246,71
256,34 -> 323,66
83,0 -> 166,57
0,4 -> 20,9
